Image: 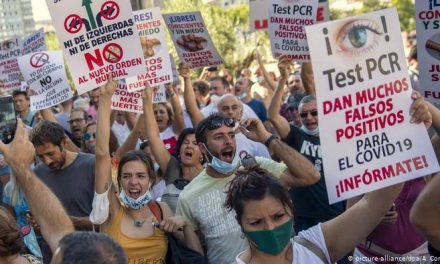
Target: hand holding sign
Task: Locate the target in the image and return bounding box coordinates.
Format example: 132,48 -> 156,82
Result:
410,92 -> 432,128
277,56 -> 292,80
142,85 -> 158,102
100,74 -> 118,100
178,63 -> 191,79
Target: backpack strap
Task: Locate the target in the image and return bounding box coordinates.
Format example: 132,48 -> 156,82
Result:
148,201 -> 163,222
293,236 -> 330,264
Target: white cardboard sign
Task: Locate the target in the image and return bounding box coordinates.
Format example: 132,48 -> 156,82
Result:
126,7 -> 173,92
46,0 -> 145,94
268,0 -> 318,62
17,51 -> 72,111
163,11 -> 224,69
250,0 -> 269,32
416,0 -> 440,108
306,8 -> 439,203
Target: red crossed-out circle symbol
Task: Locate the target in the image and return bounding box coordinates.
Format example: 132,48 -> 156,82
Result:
30,52 -> 49,68
101,1 -> 120,20
64,14 -> 83,34
103,43 -> 123,63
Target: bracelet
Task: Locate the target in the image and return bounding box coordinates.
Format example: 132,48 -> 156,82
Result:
264,135 -> 277,148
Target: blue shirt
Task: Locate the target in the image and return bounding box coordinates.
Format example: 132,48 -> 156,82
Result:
246,99 -> 267,122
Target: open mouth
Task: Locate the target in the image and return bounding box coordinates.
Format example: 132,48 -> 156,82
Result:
220,149 -> 234,163
128,189 -> 141,199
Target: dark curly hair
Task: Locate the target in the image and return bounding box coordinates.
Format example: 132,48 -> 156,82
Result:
224,166 -> 294,225
30,120 -> 66,147
58,231 -> 126,264
0,206 -> 24,258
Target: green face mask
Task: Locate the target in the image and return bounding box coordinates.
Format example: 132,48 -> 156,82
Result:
244,218 -> 293,256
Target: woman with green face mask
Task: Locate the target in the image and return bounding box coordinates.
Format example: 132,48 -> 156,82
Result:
225,166 -> 405,264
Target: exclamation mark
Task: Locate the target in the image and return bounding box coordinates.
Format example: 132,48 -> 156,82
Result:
323,27 -> 332,55
421,155 -> 428,168
381,16 -> 390,42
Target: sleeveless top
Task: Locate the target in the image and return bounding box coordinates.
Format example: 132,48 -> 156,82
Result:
106,207 -> 168,264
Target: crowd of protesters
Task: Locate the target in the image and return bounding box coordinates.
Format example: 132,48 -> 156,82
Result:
0,28 -> 439,264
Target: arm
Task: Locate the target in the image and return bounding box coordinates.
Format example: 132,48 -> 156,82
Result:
410,173 -> 440,249
159,202 -> 204,255
179,63 -> 204,127
40,108 -> 81,152
268,58 -> 291,140
95,77 -> 119,201
323,183 -> 404,262
255,50 -> 277,91
113,115 -> 143,162
301,62 -> 315,95
0,118 -> 74,252
239,118 -> 320,187
142,87 -> 171,175
168,84 -> 185,135
125,112 -> 137,131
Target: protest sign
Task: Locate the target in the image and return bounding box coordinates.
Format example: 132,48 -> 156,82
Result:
317,0 -> 330,23
21,28 -> 46,55
250,0 -> 269,32
163,11 -> 224,69
0,29 -> 47,91
17,51 -> 72,111
126,7 -> 172,92
46,0 -> 145,95
305,8 -> 439,203
169,54 -> 180,85
153,85 -> 167,103
111,81 -> 143,113
111,82 -> 166,113
268,0 -> 318,62
416,0 -> 440,108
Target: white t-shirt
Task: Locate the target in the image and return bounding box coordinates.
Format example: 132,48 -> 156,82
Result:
177,157 -> 287,264
201,101 -> 259,120
236,224 -> 333,264
235,132 -> 270,159
111,122 -> 130,147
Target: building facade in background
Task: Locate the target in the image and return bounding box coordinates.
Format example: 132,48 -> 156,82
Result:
0,0 -> 35,40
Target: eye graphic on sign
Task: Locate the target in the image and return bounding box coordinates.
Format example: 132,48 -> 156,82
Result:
336,19 -> 382,56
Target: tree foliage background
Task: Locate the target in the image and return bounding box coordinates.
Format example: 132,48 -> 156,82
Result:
44,0 -> 416,81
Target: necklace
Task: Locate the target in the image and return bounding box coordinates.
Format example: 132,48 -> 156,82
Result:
133,220 -> 146,227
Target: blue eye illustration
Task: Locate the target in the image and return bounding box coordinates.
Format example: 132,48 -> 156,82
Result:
336,19 -> 382,56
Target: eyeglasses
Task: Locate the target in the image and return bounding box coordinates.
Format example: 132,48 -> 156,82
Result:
300,111 -> 318,118
83,132 -> 96,140
68,118 -> 85,124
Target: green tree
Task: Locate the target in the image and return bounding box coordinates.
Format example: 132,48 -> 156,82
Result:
162,0 -> 263,70
391,0 -> 415,31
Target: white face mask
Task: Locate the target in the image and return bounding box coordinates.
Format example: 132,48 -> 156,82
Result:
256,76 -> 264,83
210,94 -> 221,104
300,125 -> 319,136
237,93 -> 247,101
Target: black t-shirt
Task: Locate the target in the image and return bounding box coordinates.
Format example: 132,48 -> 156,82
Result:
34,152 -> 95,217
429,243 -> 440,261
283,125 -> 345,220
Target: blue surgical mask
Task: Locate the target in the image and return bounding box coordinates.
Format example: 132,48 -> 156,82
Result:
300,125 -> 319,136
203,144 -> 240,174
118,189 -> 153,210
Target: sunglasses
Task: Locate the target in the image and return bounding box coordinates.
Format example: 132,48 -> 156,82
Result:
300,110 -> 318,118
199,116 -> 235,135
83,132 -> 96,140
